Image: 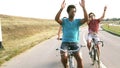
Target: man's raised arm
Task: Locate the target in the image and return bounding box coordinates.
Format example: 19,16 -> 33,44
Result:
55,0 -> 66,24
99,6 -> 107,21
80,0 -> 88,24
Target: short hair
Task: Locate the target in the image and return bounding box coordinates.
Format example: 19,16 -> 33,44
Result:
89,12 -> 95,17
67,5 -> 76,13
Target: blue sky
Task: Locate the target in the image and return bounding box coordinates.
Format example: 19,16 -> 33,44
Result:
0,0 -> 119,19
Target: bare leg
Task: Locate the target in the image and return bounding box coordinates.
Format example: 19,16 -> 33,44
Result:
87,40 -> 91,51
60,51 -> 68,68
96,44 -> 100,56
74,52 -> 83,68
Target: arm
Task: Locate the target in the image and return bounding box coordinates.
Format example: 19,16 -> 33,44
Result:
55,0 -> 66,24
99,6 -> 107,21
79,0 -> 88,24
57,26 -> 62,40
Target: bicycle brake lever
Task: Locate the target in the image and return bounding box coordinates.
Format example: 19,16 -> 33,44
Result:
56,48 -> 59,50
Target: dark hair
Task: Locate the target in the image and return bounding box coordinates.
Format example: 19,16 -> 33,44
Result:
89,12 -> 95,17
67,5 -> 76,13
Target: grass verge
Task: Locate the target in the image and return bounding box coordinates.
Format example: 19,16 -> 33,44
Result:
102,24 -> 120,36
0,14 -> 59,65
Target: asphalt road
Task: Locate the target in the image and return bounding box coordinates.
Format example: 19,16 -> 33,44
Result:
0,27 -> 120,68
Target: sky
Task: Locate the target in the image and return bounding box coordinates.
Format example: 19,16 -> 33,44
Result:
0,0 -> 119,19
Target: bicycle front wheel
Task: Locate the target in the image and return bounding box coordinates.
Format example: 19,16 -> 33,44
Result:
68,56 -> 75,68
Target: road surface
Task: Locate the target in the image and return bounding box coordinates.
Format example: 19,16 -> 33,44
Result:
0,27 -> 120,68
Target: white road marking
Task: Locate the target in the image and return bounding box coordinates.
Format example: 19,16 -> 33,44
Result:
100,61 -> 107,68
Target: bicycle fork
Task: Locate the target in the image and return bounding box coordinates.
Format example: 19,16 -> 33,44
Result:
68,54 -> 75,68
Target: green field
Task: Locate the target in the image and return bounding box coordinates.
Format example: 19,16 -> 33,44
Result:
102,23 -> 120,36
0,14 -> 59,65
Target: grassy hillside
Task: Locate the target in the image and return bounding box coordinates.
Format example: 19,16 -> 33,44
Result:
0,14 -> 59,65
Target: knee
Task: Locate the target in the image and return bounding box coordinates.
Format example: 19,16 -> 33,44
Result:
74,53 -> 82,61
61,54 -> 67,62
87,40 -> 92,46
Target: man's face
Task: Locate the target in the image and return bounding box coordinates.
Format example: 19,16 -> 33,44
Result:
89,14 -> 95,19
68,8 -> 76,18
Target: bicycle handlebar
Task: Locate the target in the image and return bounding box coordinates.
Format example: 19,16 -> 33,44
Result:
56,47 -> 80,53
57,38 -> 62,40
98,41 -> 104,47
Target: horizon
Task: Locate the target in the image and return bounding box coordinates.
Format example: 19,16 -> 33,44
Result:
1,14 -> 120,20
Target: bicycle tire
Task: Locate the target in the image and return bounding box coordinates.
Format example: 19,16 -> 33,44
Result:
91,47 -> 96,65
94,47 -> 97,64
68,55 -> 75,68
90,46 -> 95,65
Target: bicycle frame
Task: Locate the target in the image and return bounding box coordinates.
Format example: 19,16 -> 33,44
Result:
56,48 -> 80,68
90,38 -> 103,68
68,51 -> 75,68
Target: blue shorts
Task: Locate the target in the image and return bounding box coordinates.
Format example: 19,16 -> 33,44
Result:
60,42 -> 80,51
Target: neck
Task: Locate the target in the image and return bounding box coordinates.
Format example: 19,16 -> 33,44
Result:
89,18 -> 94,21
69,17 -> 74,21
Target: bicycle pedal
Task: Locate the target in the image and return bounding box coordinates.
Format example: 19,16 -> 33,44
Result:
92,61 -> 95,65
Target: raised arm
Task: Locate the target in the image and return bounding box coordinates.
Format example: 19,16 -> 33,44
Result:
99,6 -> 107,21
55,0 -> 66,24
79,0 -> 88,24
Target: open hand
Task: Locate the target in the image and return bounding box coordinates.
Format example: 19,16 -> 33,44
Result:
104,6 -> 107,11
79,0 -> 85,8
61,0 -> 66,10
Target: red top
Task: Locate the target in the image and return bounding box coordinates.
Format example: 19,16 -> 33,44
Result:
88,19 -> 100,33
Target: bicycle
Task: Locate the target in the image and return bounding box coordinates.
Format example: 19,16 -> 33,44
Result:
89,38 -> 104,68
56,38 -> 85,68
56,47 -> 80,68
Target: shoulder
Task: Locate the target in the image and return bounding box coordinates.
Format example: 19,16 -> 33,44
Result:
62,17 -> 68,21
74,19 -> 82,23
62,18 -> 68,25
75,19 -> 81,21
96,19 -> 101,23
75,19 -> 83,26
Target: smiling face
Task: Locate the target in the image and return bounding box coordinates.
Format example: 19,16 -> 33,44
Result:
68,8 -> 76,18
67,5 -> 76,19
89,12 -> 95,20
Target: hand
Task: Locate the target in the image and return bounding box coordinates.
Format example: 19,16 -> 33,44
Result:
79,0 -> 85,8
57,37 -> 62,40
57,37 -> 60,40
61,0 -> 66,10
104,6 -> 107,11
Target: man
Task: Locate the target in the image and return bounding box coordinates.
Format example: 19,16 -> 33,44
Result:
87,6 -> 107,57
55,0 -> 88,68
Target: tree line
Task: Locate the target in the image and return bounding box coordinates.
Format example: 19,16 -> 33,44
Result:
104,18 -> 120,21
